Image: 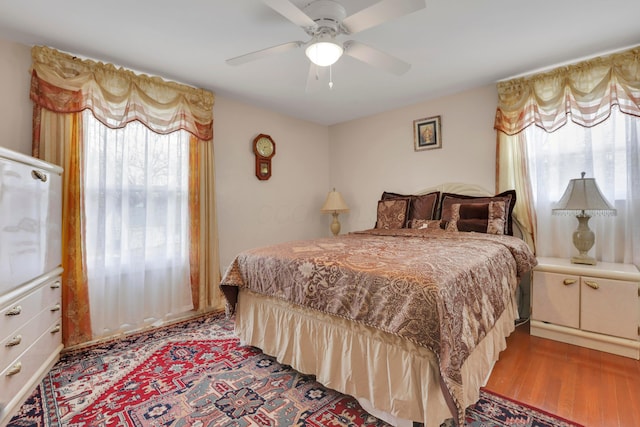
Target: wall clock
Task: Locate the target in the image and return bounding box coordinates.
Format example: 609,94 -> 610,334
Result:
253,134 -> 276,180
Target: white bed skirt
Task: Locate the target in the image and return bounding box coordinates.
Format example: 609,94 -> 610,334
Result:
235,288 -> 518,427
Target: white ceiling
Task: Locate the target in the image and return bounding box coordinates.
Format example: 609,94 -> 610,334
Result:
0,0 -> 638,126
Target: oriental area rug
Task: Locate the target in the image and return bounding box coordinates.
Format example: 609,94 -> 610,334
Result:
9,312 -> 582,427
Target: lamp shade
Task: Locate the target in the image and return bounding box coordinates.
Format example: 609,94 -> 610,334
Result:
552,172 -> 616,216
321,188 -> 349,213
305,36 -> 344,67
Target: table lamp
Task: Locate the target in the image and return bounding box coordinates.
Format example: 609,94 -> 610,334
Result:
552,172 -> 616,265
321,188 -> 349,236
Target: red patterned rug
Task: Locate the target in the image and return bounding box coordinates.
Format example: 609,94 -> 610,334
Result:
9,312 -> 582,427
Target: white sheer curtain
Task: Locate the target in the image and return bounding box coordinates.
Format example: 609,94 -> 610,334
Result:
83,111 -> 194,338
524,107 -> 640,266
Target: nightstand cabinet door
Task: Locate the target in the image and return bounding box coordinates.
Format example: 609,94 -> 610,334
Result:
532,271 -> 580,328
581,276 -> 639,340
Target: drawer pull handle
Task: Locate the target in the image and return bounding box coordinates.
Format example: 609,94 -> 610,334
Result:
5,335 -> 22,347
585,280 -> 600,290
563,279 -> 577,286
50,304 -> 61,312
50,281 -> 61,289
5,306 -> 22,316
6,362 -> 22,377
31,169 -> 48,182
51,324 -> 61,334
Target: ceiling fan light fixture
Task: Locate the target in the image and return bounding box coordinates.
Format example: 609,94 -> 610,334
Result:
305,39 -> 343,67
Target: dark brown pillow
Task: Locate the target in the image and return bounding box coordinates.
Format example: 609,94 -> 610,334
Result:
439,190 -> 516,235
376,198 -> 410,229
446,201 -> 506,234
381,191 -> 440,226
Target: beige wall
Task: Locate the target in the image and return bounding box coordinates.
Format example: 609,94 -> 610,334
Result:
328,84 -> 499,232
0,38 -> 499,273
0,39 -> 32,154
213,96 -> 330,270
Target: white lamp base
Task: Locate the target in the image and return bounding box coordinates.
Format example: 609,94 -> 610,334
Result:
571,213 -> 596,265
571,254 -> 596,265
330,212 -> 341,236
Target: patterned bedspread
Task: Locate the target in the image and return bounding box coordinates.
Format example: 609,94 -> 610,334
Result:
220,228 -> 537,424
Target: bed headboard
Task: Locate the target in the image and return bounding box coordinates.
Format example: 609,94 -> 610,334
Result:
417,182 -> 494,198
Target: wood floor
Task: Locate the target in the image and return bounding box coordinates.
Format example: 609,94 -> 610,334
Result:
485,322 -> 640,427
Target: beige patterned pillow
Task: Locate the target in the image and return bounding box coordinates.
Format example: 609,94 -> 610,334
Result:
376,198 -> 409,229
487,201 -> 506,235
446,201 -> 506,235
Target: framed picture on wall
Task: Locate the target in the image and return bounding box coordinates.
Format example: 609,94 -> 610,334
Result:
413,115 -> 442,151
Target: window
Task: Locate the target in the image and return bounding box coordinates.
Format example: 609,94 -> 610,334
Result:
524,107 -> 640,264
83,111 -> 193,338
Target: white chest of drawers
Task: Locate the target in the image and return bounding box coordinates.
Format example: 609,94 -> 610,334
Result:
531,256 -> 640,359
0,147 -> 63,424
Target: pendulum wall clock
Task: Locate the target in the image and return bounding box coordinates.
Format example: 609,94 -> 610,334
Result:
253,134 -> 276,180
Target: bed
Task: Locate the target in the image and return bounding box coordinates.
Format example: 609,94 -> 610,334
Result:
220,183 -> 537,427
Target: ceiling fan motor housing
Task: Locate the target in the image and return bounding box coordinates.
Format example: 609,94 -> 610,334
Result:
303,0 -> 347,37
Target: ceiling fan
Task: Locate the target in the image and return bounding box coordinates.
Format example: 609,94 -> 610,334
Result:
226,0 -> 426,89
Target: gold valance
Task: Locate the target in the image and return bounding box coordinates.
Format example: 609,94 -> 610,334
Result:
495,46 -> 640,135
30,46 -> 214,141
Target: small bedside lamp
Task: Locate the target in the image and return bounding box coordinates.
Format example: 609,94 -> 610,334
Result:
321,188 -> 349,236
552,172 -> 616,265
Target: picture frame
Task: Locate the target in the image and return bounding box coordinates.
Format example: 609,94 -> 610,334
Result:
413,115 -> 442,151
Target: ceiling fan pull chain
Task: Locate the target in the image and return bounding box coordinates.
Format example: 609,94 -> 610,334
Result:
329,65 -> 334,89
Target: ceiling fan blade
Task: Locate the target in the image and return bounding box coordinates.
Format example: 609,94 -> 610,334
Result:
263,0 -> 317,30
342,0 -> 426,34
226,41 -> 304,66
305,63 -> 329,93
343,41 -> 411,75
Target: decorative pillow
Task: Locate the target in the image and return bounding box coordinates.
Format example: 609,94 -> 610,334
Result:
376,198 -> 410,229
381,191 -> 440,227
439,190 -> 516,235
409,219 -> 443,230
446,201 -> 506,234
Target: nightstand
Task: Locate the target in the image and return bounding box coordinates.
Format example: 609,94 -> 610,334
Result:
530,256 -> 640,359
